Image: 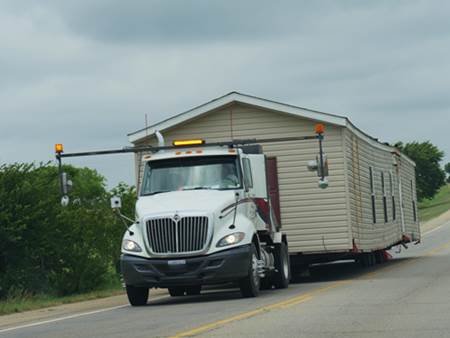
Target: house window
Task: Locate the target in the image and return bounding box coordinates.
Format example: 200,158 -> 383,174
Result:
389,172 -> 396,221
381,172 -> 388,223
369,166 -> 376,223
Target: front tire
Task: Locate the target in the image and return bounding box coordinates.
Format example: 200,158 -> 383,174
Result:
239,244 -> 261,297
273,242 -> 290,289
126,285 -> 149,306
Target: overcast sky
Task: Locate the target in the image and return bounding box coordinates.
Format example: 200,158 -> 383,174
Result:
1,0 -> 449,188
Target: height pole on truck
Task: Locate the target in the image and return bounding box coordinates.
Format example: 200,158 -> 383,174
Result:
315,124 -> 326,181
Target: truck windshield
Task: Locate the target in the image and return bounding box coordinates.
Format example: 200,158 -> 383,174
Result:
140,155 -> 242,196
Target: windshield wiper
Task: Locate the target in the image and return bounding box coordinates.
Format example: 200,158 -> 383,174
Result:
141,190 -> 170,196
182,186 -> 213,191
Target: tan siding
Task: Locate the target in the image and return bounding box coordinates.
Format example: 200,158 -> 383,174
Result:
135,103 -> 351,253
398,157 -> 420,240
344,129 -> 420,251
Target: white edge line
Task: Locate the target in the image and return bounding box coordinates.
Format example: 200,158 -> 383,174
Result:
0,295 -> 168,334
423,224 -> 444,236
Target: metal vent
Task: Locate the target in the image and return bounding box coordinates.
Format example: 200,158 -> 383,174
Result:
146,216 -> 209,254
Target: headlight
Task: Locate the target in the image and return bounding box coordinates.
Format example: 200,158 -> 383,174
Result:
122,239 -> 142,252
216,232 -> 245,247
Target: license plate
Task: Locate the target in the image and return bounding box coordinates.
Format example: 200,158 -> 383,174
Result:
168,259 -> 186,266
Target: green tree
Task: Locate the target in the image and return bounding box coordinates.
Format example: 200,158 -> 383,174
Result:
395,141 -> 445,200
445,163 -> 450,183
0,163 -> 136,299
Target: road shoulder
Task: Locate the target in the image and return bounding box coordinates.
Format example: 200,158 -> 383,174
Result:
0,289 -> 166,330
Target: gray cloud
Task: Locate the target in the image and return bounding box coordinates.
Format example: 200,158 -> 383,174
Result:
1,0 -> 450,187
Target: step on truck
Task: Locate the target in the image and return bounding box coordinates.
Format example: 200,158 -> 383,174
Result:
55,124 -> 329,306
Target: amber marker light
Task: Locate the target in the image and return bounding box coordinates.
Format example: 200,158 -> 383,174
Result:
55,143 -> 64,154
173,139 -> 205,146
315,123 -> 325,134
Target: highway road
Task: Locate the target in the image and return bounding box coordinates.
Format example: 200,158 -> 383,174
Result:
2,222 -> 450,338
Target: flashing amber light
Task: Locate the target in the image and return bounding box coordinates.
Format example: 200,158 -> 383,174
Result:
173,139 -> 205,147
315,123 -> 325,134
175,151 -> 182,155
228,149 -> 236,153
55,144 -> 64,153
196,150 -> 203,154
185,151 -> 193,154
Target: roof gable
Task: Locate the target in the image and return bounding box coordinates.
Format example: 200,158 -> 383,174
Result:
127,91 -> 415,166
127,92 -> 347,143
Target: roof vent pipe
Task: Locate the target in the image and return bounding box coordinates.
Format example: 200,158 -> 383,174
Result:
155,130 -> 165,147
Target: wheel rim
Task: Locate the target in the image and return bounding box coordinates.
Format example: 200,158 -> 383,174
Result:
251,253 -> 259,287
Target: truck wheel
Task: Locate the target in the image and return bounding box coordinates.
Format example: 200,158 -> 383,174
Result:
239,244 -> 260,297
186,285 -> 202,296
273,242 -> 290,289
168,287 -> 186,297
260,277 -> 273,290
126,285 -> 149,306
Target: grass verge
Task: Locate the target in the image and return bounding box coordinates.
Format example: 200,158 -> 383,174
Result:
419,184 -> 450,223
0,284 -> 124,316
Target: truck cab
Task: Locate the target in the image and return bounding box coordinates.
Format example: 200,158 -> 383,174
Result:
120,141 -> 290,305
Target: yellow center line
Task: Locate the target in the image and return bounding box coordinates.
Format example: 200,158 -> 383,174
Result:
169,238 -> 450,338
168,281 -> 349,338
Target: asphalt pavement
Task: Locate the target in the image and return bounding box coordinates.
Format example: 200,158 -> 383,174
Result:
2,221 -> 450,338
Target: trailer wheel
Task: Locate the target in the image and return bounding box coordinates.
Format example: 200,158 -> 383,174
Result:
186,285 -> 202,296
126,285 -> 149,306
273,242 -> 290,289
168,287 -> 186,297
360,252 -> 376,267
375,250 -> 385,264
239,244 -> 260,297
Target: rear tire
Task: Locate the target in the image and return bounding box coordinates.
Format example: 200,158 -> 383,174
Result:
239,244 -> 261,297
168,287 -> 186,297
126,285 -> 149,306
273,242 -> 290,289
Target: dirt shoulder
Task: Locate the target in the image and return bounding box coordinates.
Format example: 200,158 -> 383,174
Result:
0,288 -> 167,330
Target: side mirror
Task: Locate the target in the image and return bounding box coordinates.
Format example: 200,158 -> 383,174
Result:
307,160 -> 318,172
318,177 -> 329,189
306,155 -> 329,178
60,172 -> 73,207
316,154 -> 329,178
61,172 -> 73,195
111,196 -> 122,209
61,195 -> 70,207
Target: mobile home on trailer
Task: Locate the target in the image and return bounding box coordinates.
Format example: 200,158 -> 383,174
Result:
128,92 -> 420,268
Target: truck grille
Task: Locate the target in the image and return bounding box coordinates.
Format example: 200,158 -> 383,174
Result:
146,216 -> 209,254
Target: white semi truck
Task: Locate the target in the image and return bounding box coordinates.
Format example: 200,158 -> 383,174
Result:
55,125 -> 328,306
